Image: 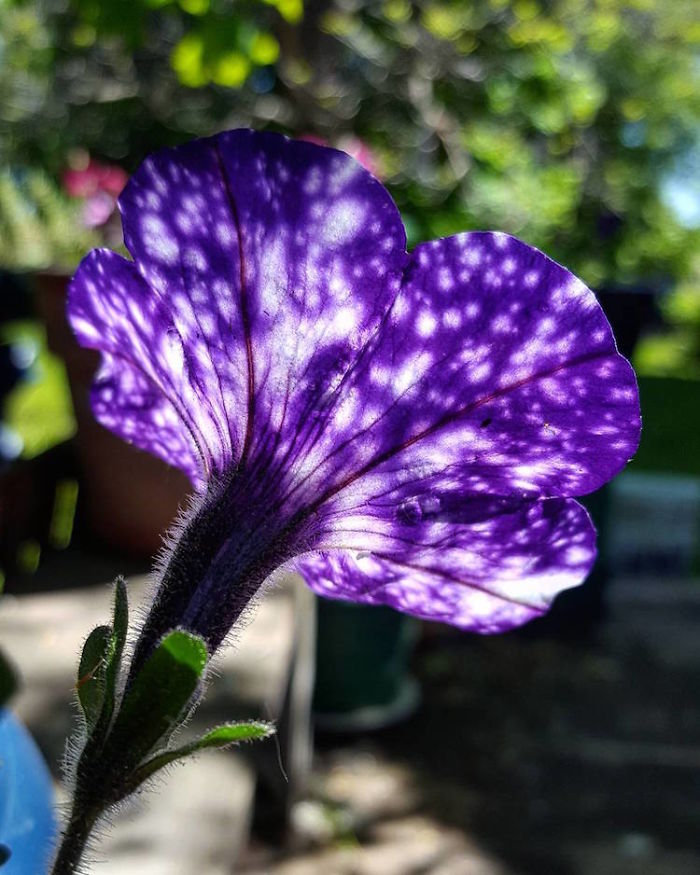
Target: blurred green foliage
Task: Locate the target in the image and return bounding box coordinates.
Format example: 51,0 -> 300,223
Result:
632,376 -> 700,475
0,0 -> 699,298
635,265 -> 700,380
1,322 -> 76,458
0,169 -> 100,271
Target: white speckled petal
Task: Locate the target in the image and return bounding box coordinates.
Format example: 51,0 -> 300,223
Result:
112,129 -> 406,483
68,249 -> 204,483
286,231 -> 640,510
295,497 -> 596,633
285,232 -> 639,632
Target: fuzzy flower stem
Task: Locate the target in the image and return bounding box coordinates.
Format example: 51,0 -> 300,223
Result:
50,804 -> 98,875
130,469 -> 309,676
51,732 -> 112,874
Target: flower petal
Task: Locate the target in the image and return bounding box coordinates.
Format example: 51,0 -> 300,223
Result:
90,352 -> 202,486
294,497 -> 596,632
115,130 -> 407,481
285,232 -> 640,513
68,248 -> 216,483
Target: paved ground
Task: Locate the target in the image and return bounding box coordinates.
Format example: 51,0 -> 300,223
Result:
242,576 -> 700,875
3,566 -> 700,874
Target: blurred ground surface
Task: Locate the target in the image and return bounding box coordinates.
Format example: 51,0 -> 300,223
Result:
2,556 -> 700,874
245,575 -> 700,875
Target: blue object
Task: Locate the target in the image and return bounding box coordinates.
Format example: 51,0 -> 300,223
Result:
0,709 -> 56,873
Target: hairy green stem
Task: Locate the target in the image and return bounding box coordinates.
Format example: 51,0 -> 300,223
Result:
50,804 -> 98,875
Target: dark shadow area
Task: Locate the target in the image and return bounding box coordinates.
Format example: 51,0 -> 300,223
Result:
313,597 -> 700,874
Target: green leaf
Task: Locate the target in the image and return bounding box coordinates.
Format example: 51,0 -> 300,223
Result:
121,721 -> 275,798
76,625 -> 110,730
107,630 -> 208,769
0,648 -> 18,708
111,576 -> 129,668
90,577 -> 129,739
105,577 -> 128,695
194,721 -> 275,747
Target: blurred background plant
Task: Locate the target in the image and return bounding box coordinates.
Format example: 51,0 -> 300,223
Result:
0,0 -> 699,521
1,0 -> 698,279
635,265 -> 700,380
0,169 -> 100,273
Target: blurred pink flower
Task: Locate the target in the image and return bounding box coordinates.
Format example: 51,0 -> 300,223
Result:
63,158 -> 129,227
82,191 -> 118,228
64,160 -> 127,197
338,136 -> 381,178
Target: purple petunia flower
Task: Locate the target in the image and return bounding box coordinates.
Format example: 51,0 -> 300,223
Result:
68,130 -> 640,659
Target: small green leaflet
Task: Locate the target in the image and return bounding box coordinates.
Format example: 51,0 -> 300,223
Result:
120,721 -> 275,799
75,577 -> 129,740
76,625 -> 110,731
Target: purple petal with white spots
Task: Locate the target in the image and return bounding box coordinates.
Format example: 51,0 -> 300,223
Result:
295,497 -> 596,632
281,232 -> 638,631
113,129 -> 405,482
282,232 -> 640,511
68,130 -> 640,639
69,249 -> 203,484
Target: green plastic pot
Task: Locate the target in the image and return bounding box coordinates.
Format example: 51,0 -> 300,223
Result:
313,598 -> 420,732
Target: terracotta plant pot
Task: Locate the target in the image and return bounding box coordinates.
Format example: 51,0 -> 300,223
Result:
33,272 -> 190,556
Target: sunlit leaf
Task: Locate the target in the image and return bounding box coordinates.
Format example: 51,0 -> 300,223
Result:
107,630 -> 208,768
121,721 -> 275,795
